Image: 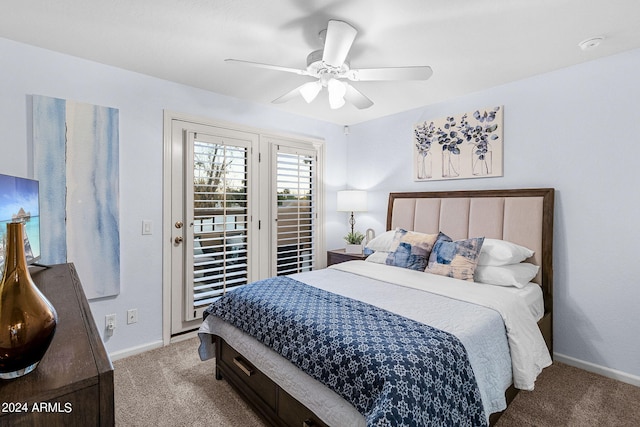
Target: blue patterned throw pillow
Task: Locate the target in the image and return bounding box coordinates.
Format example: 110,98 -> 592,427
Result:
427,232 -> 485,281
385,229 -> 439,271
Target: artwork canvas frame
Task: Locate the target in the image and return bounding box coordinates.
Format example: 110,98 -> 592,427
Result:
32,95 -> 120,300
413,106 -> 503,181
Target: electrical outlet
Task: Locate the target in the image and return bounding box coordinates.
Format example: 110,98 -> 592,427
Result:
105,314 -> 116,335
127,309 -> 138,324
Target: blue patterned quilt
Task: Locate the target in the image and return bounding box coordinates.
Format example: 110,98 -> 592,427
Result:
204,276 -> 486,426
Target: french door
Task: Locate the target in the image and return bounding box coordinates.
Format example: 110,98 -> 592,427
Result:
165,115 -> 324,338
169,122 -> 259,334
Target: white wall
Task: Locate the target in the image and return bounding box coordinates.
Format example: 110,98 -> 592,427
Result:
347,48 -> 640,382
0,37 -> 348,355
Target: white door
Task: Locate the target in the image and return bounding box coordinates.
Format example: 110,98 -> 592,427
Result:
169,120 -> 259,335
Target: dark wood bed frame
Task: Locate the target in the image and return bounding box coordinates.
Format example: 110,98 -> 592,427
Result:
213,188 -> 555,427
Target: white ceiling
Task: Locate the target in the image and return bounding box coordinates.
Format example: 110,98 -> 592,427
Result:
2,0 -> 640,125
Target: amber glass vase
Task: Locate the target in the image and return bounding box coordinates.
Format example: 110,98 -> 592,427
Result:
0,222 -> 57,379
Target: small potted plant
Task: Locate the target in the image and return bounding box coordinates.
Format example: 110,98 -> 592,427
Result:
344,231 -> 365,254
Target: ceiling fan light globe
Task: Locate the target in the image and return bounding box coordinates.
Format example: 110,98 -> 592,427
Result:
329,95 -> 346,109
327,78 -> 347,97
328,78 -> 347,109
300,81 -> 322,103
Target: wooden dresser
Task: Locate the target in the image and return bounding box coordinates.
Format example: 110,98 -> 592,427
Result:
0,263 -> 114,426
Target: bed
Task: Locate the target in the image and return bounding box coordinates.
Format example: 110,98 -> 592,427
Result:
198,188 -> 554,426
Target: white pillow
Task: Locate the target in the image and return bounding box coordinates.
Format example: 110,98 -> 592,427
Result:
365,251 -> 390,264
364,229 -> 397,252
478,238 -> 534,266
474,263 -> 539,288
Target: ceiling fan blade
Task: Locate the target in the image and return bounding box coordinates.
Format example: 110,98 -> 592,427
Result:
225,59 -> 309,76
272,84 -> 306,104
322,20 -> 357,67
344,84 -> 374,109
347,66 -> 433,81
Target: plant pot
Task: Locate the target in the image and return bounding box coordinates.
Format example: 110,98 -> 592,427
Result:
345,244 -> 363,254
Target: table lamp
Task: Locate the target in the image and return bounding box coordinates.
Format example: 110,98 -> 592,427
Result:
337,190 -> 367,236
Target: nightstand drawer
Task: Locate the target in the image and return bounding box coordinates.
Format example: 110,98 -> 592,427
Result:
327,249 -> 367,266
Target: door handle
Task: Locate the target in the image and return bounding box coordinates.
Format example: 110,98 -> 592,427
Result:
174,236 -> 183,244
175,221 -> 183,229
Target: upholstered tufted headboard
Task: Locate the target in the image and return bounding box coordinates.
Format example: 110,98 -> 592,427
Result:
387,188 -> 554,317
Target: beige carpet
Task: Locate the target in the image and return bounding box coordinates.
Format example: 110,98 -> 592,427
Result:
115,338 -> 640,426
114,337 -> 267,427
495,362 -> 640,426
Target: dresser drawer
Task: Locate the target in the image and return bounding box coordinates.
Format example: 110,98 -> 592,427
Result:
219,340 -> 277,410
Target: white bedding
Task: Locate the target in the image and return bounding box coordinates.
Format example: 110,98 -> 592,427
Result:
332,261 -> 552,390
199,262 -> 551,425
500,280 -> 544,322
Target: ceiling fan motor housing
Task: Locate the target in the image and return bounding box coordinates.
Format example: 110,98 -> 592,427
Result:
306,49 -> 350,84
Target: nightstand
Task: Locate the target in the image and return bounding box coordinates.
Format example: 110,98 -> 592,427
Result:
327,248 -> 368,266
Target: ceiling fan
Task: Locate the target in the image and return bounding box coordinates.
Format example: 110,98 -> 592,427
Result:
226,20 -> 433,110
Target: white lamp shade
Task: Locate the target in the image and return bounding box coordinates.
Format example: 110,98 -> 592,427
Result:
337,190 -> 367,212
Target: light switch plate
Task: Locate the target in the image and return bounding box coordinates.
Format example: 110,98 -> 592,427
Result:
142,220 -> 152,235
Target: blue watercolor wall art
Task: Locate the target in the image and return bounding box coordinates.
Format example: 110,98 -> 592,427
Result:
32,95 -> 120,299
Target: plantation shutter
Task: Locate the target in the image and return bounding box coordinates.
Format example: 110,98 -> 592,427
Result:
273,145 -> 317,275
185,132 -> 251,320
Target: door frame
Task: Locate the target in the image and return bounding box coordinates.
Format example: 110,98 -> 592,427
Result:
162,111 -> 325,345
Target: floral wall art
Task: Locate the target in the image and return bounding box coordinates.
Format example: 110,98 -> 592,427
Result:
414,106 -> 503,181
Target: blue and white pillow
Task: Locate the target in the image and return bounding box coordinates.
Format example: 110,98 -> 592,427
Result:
384,229 -> 439,271
426,232 -> 485,281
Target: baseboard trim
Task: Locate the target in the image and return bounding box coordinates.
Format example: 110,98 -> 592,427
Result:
109,340 -> 164,361
554,352 -> 640,387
